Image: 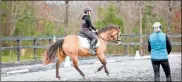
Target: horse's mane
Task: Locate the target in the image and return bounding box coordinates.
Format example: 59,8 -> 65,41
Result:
98,24 -> 119,34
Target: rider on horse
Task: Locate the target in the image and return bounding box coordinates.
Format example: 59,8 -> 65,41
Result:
80,7 -> 98,55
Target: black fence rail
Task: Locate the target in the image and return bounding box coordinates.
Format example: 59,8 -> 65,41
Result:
0,34 -> 181,62
111,34 -> 181,55
1,36 -> 65,50
1,36 -> 64,61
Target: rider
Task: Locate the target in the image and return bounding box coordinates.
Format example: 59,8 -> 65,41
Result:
80,7 -> 98,55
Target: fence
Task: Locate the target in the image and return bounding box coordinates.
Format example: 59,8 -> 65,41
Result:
1,36 -> 64,62
110,34 -> 181,55
0,34 -> 181,62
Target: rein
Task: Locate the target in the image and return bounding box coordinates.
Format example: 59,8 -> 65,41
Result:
97,33 -> 106,41
111,40 -> 122,43
97,33 -> 122,43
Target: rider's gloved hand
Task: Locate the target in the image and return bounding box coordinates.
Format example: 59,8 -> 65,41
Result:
95,29 -> 98,34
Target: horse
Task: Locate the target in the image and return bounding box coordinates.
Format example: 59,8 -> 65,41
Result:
43,24 -> 122,79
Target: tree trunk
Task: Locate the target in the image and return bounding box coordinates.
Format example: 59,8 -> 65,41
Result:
64,0 -> 69,36
10,2 -> 18,36
139,2 -> 143,55
167,1 -> 172,34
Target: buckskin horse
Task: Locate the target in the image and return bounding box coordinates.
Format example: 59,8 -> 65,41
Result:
43,24 -> 121,79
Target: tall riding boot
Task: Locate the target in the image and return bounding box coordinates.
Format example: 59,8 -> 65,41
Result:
88,39 -> 97,55
166,76 -> 172,82
154,75 -> 160,82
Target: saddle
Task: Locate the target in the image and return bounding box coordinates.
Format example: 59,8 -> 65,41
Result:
79,31 -> 92,43
78,31 -> 99,49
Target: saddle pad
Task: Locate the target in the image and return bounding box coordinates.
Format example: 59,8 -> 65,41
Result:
77,36 -> 100,49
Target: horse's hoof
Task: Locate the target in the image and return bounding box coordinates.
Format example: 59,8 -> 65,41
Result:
94,69 -> 98,73
107,73 -> 110,76
56,76 -> 61,80
83,76 -> 88,79
56,78 -> 61,80
83,76 -> 90,81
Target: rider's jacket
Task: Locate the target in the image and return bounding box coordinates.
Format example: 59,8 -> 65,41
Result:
81,15 -> 96,31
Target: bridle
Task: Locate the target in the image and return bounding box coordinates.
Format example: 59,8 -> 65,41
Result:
111,30 -> 122,44
96,30 -> 122,43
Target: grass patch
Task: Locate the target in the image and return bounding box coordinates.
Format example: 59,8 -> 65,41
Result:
1,49 -> 45,63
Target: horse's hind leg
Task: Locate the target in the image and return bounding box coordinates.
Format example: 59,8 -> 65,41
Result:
72,56 -> 85,78
56,53 -> 66,79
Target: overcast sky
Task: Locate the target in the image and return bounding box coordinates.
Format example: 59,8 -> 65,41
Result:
45,1 -> 65,5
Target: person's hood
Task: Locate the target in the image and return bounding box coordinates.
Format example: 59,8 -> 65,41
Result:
82,14 -> 90,19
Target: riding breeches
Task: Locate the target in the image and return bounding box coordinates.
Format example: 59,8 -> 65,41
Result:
151,59 -> 172,82
80,27 -> 98,44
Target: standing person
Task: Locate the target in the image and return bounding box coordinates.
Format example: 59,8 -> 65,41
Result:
80,7 -> 98,55
148,22 -> 172,82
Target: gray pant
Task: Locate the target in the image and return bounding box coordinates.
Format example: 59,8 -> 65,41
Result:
80,27 -> 98,55
81,28 -> 98,42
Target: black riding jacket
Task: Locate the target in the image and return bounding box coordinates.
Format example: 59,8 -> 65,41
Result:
81,15 -> 96,31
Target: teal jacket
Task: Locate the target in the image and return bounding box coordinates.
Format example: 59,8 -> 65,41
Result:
148,31 -> 172,61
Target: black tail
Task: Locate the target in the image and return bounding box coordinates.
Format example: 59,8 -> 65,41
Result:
43,39 -> 64,65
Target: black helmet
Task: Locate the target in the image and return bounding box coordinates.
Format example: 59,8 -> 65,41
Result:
84,7 -> 92,14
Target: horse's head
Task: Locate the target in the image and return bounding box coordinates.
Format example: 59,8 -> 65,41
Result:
98,24 -> 122,42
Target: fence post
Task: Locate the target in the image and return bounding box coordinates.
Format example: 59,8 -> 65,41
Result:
17,39 -> 20,62
130,45 -> 132,55
0,38 -> 1,51
124,45 -> 127,56
33,39 -> 37,60
49,39 -> 51,45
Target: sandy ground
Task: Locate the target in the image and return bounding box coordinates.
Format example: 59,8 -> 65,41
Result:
1,54 -> 181,81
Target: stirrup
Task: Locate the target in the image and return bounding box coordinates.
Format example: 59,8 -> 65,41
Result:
88,49 -> 96,55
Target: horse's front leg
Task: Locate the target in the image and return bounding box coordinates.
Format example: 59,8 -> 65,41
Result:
96,53 -> 109,76
95,65 -> 104,73
104,62 -> 109,76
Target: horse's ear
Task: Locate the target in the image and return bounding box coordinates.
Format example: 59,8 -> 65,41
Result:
118,27 -> 121,30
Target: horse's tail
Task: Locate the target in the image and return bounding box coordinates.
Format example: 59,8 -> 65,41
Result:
43,39 -> 64,65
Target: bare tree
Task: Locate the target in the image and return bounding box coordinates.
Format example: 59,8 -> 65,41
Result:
64,0 -> 69,36
137,1 -> 145,55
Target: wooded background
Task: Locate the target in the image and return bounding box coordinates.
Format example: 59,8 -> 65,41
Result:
0,1 -> 181,62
